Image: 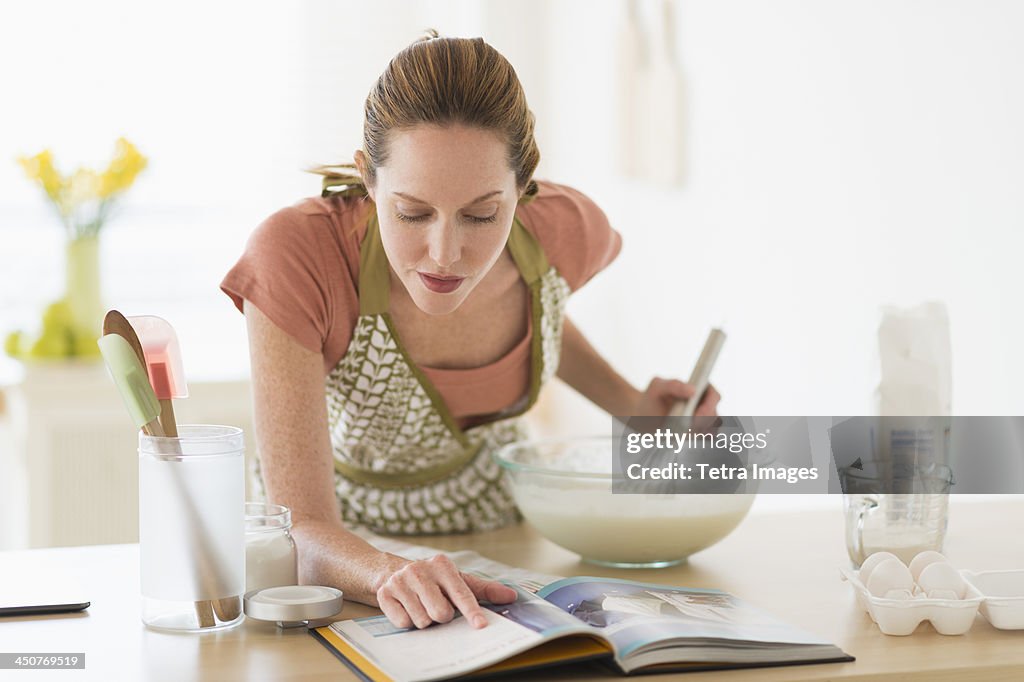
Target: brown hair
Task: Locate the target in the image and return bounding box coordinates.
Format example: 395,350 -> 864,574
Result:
310,29 -> 540,204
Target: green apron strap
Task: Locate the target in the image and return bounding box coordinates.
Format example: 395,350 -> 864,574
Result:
334,440 -> 484,489
359,211 -> 391,315
506,216 -> 549,285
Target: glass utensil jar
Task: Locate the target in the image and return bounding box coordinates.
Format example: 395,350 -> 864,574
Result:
245,502 -> 298,593
139,425 -> 245,631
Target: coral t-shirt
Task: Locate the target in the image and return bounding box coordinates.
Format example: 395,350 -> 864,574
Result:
220,179 -> 622,421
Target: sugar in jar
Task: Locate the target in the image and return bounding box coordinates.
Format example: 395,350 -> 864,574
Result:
245,502 -> 298,593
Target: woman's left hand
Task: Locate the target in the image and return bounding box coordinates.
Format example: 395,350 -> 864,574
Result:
632,377 -> 720,418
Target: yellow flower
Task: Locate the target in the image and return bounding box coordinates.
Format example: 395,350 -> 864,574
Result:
99,137 -> 148,198
17,137 -> 146,237
18,150 -> 66,205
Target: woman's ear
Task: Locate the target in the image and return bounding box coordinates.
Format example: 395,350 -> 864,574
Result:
354,150 -> 375,201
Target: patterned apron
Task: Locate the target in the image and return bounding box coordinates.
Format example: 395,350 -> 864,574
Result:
255,208 -> 571,535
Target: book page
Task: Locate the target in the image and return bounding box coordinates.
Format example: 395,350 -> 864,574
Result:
329,585 -> 599,682
333,609 -> 542,682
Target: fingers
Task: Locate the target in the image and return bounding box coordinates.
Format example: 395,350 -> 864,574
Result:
647,377 -> 695,402
438,575 -> 488,629
379,577 -> 433,629
408,574 -> 456,624
431,557 -> 494,629
462,572 -> 518,604
459,573 -> 517,630
694,384 -> 721,417
642,377 -> 720,420
378,591 -> 415,629
376,554 -> 509,631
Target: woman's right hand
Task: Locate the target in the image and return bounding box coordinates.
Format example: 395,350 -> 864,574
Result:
376,553 -> 518,630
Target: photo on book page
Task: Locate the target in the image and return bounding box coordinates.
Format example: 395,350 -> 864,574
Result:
481,585 -> 590,636
539,577 -> 836,658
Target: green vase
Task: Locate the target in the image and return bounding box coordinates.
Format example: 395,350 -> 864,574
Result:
65,235 -> 104,357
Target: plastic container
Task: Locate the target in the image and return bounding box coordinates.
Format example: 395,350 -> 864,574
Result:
245,502 -> 298,593
840,566 -> 983,635
139,425 -> 245,632
962,570 -> 1024,630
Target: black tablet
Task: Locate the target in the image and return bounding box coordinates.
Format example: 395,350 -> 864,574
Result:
0,601 -> 90,617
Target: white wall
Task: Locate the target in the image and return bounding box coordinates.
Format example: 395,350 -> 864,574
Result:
533,0 -> 1024,434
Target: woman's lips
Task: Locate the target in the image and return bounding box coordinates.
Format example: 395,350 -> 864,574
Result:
418,272 -> 465,294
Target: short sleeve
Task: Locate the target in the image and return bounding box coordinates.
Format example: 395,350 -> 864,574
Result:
516,181 -> 622,292
220,206 -> 334,355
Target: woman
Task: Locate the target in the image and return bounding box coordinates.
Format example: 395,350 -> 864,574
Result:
221,32 -> 719,631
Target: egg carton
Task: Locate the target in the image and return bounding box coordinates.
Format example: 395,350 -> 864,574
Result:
961,570 -> 1024,630
840,566 -> 986,635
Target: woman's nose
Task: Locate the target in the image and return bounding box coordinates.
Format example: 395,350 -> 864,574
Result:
427,222 -> 461,269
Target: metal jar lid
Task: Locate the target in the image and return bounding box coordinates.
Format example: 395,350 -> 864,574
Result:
243,585 -> 344,627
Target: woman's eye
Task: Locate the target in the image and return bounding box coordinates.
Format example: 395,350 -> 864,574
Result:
395,213 -> 430,223
395,212 -> 498,224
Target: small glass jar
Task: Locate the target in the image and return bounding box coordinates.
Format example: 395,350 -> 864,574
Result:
245,502 -> 298,593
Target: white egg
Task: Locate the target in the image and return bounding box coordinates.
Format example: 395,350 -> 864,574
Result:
917,561 -> 966,599
908,550 -> 949,582
866,558 -> 915,598
858,551 -> 902,587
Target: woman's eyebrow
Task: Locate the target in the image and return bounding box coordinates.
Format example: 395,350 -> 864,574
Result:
393,190 -> 503,205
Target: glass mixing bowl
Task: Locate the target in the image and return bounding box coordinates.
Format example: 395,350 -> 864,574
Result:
493,436 -> 756,568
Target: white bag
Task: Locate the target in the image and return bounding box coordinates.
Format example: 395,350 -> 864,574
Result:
875,301 -> 952,416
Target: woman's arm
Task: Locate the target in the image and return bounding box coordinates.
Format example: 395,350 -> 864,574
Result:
244,298 -> 403,604
556,316 -> 642,415
244,299 -> 515,626
556,316 -> 720,417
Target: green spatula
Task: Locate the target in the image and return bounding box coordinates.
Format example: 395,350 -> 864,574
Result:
97,333 -> 165,436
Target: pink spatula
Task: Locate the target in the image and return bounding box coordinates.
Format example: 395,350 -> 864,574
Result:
126,315 -> 188,437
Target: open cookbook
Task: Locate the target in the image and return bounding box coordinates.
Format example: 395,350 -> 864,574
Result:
311,533 -> 853,681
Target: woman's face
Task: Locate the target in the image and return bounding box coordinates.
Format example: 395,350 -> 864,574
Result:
359,124 -> 520,316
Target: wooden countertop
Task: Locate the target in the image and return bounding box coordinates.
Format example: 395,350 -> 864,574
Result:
1,497 -> 1022,681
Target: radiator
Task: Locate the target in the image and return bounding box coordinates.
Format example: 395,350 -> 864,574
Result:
0,362 -> 257,550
